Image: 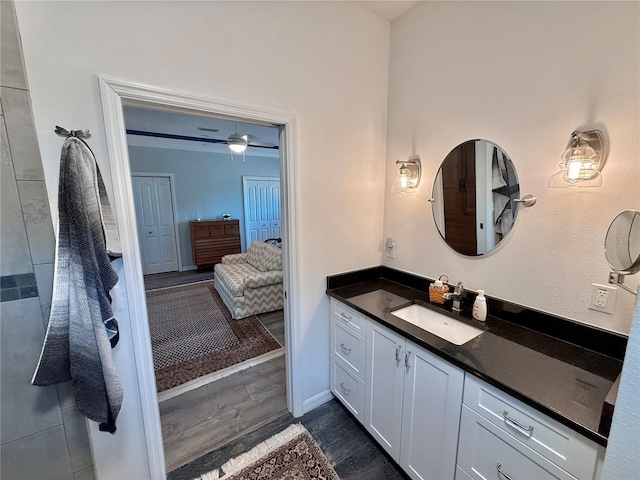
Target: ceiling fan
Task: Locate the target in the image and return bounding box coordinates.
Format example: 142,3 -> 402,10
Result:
198,123 -> 275,153
224,123 -> 276,154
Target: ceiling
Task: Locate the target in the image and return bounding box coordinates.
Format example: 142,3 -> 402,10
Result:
354,1 -> 419,22
123,106 -> 280,158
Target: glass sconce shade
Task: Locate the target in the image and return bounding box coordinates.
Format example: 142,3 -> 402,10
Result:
228,139 -> 247,153
391,155 -> 421,194
548,130 -> 606,188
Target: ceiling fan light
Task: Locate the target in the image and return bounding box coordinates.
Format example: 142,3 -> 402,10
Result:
228,140 -> 247,153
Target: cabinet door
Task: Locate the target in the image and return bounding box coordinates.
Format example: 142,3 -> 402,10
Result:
365,321 -> 406,461
400,340 -> 464,480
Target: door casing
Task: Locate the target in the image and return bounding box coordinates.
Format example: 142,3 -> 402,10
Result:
99,77 -> 302,480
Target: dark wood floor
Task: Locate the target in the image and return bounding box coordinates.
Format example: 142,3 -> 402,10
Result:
167,399 -> 407,480
161,354 -> 288,472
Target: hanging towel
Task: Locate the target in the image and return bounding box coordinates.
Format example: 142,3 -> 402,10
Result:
32,134 -> 123,434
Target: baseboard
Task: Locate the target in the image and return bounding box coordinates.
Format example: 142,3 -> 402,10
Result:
180,265 -> 198,272
302,389 -> 334,414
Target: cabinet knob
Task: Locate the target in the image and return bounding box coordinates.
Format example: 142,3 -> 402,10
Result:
339,382 -> 351,395
404,351 -> 412,369
395,345 -> 402,364
340,343 -> 352,355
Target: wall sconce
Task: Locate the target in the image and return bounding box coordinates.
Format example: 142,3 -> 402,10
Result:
391,154 -> 421,194
548,130 -> 607,188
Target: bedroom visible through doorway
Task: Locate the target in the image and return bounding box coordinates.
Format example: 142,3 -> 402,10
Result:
123,105 -> 288,472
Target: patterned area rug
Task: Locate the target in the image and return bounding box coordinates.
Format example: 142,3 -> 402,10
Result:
198,424 -> 340,480
146,281 -> 282,392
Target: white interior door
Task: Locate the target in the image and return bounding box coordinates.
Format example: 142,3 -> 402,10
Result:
243,177 -> 281,247
132,175 -> 179,274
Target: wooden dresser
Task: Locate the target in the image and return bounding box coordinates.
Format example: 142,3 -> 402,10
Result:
190,219 -> 241,269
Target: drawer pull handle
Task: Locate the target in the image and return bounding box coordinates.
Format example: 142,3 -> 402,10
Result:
404,351 -> 412,369
339,312 -> 353,322
496,463 -> 515,480
395,345 -> 403,364
503,411 -> 534,434
339,382 -> 351,395
340,343 -> 352,355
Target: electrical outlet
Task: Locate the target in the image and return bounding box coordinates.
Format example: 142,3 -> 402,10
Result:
589,283 -> 617,314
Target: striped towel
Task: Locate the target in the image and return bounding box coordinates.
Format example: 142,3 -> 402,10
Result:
32,134 -> 123,434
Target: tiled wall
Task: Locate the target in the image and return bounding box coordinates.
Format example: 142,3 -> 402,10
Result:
0,2 -> 94,478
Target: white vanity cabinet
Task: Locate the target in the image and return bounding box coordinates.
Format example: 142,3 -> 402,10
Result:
365,319 -> 464,480
329,299 -> 367,421
328,297 -> 603,480
456,376 -> 602,480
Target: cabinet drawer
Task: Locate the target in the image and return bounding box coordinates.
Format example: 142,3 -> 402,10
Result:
330,298 -> 366,336
192,225 -> 210,238
331,319 -> 365,380
209,225 -> 225,236
331,358 -> 365,422
463,376 -> 598,479
224,223 -> 239,235
457,406 -> 577,480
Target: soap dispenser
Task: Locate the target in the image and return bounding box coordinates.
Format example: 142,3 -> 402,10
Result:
473,290 -> 487,321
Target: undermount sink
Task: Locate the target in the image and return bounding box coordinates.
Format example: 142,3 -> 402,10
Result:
391,303 -> 484,345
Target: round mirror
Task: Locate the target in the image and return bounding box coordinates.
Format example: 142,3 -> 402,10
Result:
605,210 -> 640,274
431,139 -> 520,256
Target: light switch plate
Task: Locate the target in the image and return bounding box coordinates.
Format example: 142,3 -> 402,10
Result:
386,243 -> 396,259
589,283 -> 617,314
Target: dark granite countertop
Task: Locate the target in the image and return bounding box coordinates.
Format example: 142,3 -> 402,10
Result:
327,268 -> 627,447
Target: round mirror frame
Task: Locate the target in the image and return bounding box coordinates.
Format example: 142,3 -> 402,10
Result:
431,139 -> 521,256
604,209 -> 640,275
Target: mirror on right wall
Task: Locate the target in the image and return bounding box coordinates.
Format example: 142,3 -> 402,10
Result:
605,210 -> 640,296
431,139 -> 521,256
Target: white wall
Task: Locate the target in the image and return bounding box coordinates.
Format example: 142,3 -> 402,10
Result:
129,146 -> 281,263
384,1 -> 640,335
15,1 -> 390,477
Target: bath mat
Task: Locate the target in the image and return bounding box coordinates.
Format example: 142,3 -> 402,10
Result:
146,281 -> 282,392
197,424 -> 340,480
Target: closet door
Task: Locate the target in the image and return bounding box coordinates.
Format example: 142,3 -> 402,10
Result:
268,180 -> 281,239
243,177 -> 281,246
132,175 -> 179,274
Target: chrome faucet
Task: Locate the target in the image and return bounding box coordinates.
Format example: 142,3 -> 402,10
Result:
443,281 -> 464,312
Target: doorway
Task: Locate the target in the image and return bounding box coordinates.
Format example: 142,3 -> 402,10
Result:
124,106 -> 288,470
99,77 -> 302,479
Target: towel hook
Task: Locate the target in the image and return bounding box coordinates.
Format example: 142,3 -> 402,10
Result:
55,125 -> 91,139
